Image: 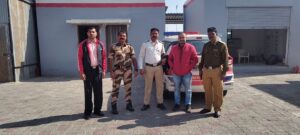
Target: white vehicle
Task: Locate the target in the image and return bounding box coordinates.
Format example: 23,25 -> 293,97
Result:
162,32 -> 234,98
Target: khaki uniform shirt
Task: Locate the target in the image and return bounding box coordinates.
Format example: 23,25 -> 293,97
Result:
199,41 -> 229,75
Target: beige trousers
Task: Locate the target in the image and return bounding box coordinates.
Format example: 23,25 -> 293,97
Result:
143,65 -> 164,105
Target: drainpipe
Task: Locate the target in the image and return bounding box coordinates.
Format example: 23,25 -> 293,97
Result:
32,0 -> 42,76
7,0 -> 15,81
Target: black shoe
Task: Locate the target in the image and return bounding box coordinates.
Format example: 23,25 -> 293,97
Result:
83,114 -> 90,120
185,105 -> 192,113
111,104 -> 119,115
157,103 -> 167,110
94,111 -> 104,117
213,111 -> 221,118
126,101 -> 135,112
172,104 -> 180,111
199,109 -> 211,114
141,104 -> 150,111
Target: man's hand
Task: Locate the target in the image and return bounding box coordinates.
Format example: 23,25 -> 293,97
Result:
162,58 -> 167,65
80,73 -> 86,80
110,72 -> 115,80
134,71 -> 139,78
168,69 -> 173,75
220,73 -> 225,81
102,72 -> 106,79
140,69 -> 145,76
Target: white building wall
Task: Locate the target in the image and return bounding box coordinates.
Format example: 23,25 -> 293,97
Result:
36,0 -> 165,76
184,0 -> 227,41
288,0 -> 300,67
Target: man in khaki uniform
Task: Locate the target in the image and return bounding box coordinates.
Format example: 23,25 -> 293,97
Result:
198,27 -> 229,118
109,31 -> 138,115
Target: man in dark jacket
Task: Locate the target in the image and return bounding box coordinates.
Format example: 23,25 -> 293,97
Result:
78,27 -> 106,120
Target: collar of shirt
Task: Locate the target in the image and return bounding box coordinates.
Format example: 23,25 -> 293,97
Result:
150,40 -> 158,46
87,39 -> 99,45
209,41 -> 219,46
117,42 -> 127,47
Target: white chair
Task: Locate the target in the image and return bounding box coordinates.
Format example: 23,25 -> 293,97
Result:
237,49 -> 250,63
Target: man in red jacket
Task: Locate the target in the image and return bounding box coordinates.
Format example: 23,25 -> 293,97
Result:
168,33 -> 198,113
78,27 -> 106,120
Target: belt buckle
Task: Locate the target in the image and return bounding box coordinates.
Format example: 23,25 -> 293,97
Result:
153,63 -> 157,66
208,66 -> 213,70
92,66 -> 97,69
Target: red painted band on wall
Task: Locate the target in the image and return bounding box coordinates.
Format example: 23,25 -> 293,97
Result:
36,3 -> 165,8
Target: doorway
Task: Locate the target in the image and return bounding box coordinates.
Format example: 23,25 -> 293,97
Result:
227,29 -> 288,65
0,25 -> 14,82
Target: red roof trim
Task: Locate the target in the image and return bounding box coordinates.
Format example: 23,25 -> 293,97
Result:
36,3 -> 165,8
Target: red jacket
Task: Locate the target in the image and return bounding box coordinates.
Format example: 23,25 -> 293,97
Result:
78,39 -> 106,74
168,43 -> 198,76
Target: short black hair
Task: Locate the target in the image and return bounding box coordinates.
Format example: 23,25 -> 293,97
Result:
207,27 -> 218,34
118,31 -> 127,36
150,27 -> 160,33
178,32 -> 186,36
87,26 -> 97,31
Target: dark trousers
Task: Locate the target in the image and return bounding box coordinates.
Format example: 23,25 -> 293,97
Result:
83,68 -> 103,115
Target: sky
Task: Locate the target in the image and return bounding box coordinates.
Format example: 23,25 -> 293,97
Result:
165,0 -> 186,13
165,0 -> 186,32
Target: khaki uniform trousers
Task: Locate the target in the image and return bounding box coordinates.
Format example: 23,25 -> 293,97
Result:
202,67 -> 223,112
143,65 -> 164,105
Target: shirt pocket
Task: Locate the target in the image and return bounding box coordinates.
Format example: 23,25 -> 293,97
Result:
213,49 -> 219,57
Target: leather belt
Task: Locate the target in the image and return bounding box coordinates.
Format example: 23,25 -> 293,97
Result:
146,62 -> 161,67
205,65 -> 220,70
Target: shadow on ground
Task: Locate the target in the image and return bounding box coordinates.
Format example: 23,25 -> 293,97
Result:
251,81 -> 300,107
0,113 -> 83,129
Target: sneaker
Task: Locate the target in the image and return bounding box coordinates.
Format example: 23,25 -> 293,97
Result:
213,111 -> 221,118
185,105 -> 192,113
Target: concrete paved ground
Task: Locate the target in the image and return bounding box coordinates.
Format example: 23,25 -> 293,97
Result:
0,65 -> 299,135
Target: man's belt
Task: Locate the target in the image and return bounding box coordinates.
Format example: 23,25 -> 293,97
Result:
204,65 -> 220,70
146,62 -> 161,67
114,65 -> 132,69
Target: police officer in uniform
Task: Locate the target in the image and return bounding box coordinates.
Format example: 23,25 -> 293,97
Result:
198,27 -> 229,118
109,31 -> 138,114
